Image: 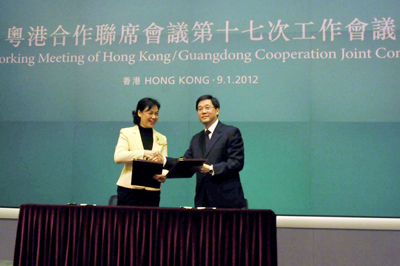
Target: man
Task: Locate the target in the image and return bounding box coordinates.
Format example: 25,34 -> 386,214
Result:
167,95 -> 246,208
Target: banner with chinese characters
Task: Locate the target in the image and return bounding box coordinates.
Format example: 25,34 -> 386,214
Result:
0,0 -> 399,217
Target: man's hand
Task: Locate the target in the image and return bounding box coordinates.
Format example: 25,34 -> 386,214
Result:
194,163 -> 211,174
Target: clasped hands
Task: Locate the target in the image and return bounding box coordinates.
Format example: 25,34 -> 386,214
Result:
144,151 -> 164,162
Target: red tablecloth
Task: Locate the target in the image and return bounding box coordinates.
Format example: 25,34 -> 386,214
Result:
14,204 -> 277,266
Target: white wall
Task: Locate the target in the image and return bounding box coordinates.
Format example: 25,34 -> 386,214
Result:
2,212 -> 400,265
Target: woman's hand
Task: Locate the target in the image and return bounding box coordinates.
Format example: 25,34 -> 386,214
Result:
153,174 -> 167,183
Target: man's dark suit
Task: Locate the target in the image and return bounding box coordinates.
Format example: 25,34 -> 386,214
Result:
182,121 -> 246,208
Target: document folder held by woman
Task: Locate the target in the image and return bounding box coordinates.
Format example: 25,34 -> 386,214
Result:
131,159 -> 163,188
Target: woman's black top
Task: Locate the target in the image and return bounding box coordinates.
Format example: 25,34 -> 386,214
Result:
138,125 -> 153,150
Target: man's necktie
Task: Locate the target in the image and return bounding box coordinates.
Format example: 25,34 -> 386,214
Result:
204,130 -> 211,148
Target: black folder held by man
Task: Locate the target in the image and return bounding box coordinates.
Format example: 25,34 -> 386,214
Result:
166,158 -> 207,178
131,159 -> 163,188
131,158 -> 207,188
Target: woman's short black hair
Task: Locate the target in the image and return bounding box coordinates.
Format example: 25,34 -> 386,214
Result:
132,97 -> 160,125
195,95 -> 220,110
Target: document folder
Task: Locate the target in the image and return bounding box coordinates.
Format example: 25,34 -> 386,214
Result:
131,159 -> 163,188
167,158 -> 207,178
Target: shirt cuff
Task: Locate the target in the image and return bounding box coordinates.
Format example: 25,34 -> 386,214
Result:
209,165 -> 214,176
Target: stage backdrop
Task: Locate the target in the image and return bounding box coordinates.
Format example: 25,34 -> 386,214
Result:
1,0 -> 399,217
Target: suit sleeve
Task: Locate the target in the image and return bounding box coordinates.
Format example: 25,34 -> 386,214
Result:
163,133 -> 196,170
213,127 -> 244,177
157,135 -> 169,176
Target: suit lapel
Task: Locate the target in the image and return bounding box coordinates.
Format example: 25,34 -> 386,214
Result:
204,122 -> 222,158
132,125 -> 144,150
152,130 -> 162,151
200,130 -> 207,157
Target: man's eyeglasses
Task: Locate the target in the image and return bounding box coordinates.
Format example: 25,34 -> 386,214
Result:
197,106 -> 215,112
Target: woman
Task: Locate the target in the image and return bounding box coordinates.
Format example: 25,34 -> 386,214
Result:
114,97 -> 167,206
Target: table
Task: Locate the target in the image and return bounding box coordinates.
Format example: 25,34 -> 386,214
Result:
14,204 -> 277,266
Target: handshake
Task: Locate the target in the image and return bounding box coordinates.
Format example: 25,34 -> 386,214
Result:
144,150 -> 167,183
143,150 -> 164,162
